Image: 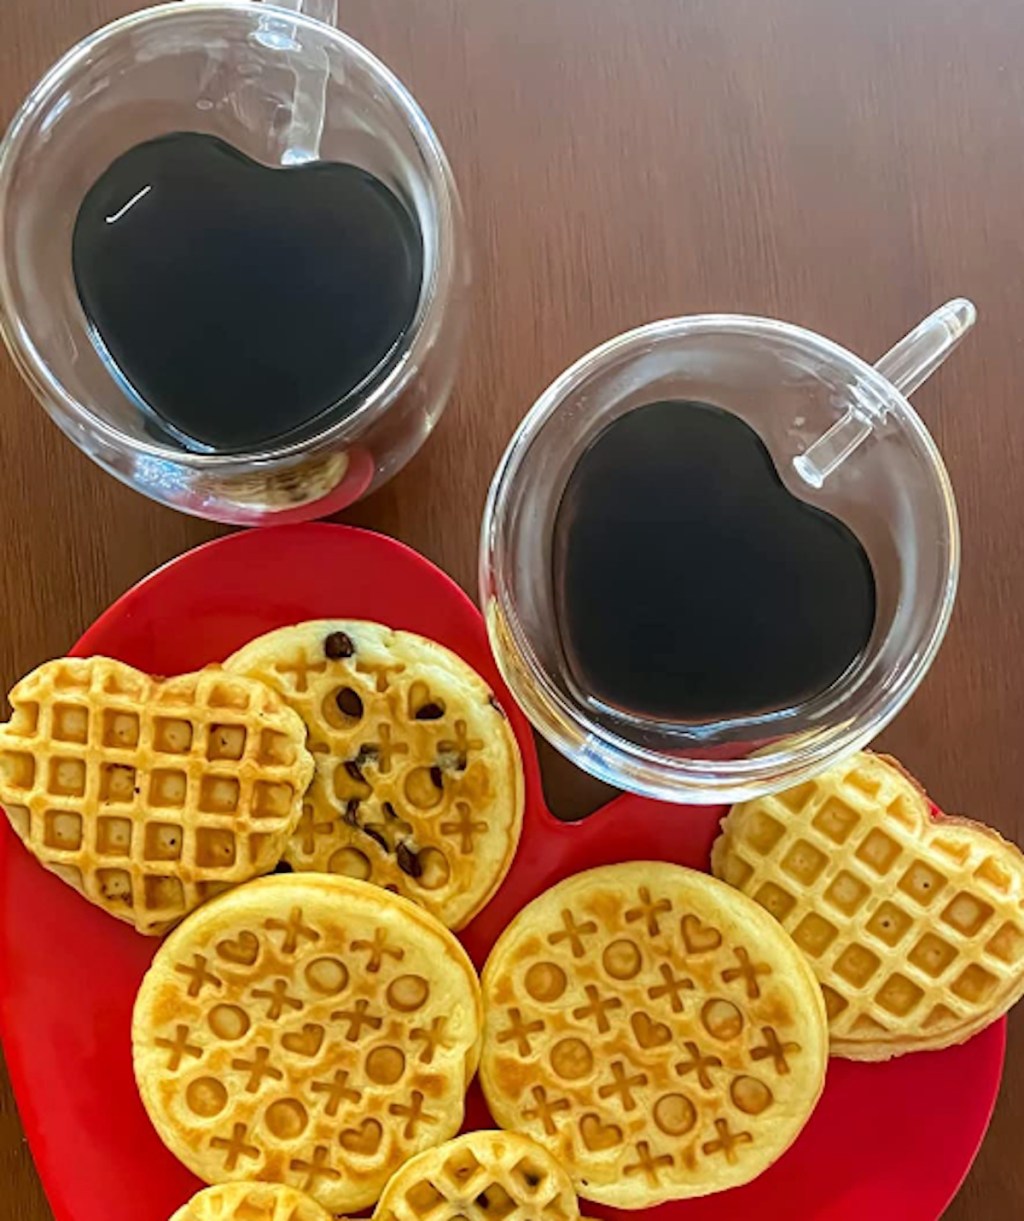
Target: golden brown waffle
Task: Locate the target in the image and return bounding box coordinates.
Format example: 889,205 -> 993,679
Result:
169,1181 -> 332,1221
225,621 -> 524,929
373,1130 -> 579,1221
0,657 -> 313,934
711,751 -> 1024,1059
133,873 -> 483,1212
479,862 -> 827,1207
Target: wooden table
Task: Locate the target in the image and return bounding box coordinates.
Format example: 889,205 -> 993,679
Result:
2,0 -> 1023,1216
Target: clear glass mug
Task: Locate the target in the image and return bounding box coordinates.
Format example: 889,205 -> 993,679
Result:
0,0 -> 466,524
481,302 -> 974,804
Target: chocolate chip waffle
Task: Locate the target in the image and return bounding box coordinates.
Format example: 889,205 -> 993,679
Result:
711,751 -> 1024,1059
373,1130 -> 579,1221
479,862 -> 827,1207
169,1182 -> 332,1221
225,621 -> 524,929
133,873 -> 484,1212
0,657 -> 312,934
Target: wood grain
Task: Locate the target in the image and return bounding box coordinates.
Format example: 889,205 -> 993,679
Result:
1,0 -> 1023,1216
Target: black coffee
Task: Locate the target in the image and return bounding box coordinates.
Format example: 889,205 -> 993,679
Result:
553,400 -> 877,722
72,132 -> 423,450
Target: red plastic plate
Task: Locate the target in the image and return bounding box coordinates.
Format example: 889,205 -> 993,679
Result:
0,524 -> 1005,1221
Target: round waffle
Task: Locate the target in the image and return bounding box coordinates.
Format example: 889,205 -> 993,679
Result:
0,657 -> 312,934
169,1182 -> 332,1221
133,873 -> 484,1212
224,620 -> 524,929
479,862 -> 828,1207
711,751 -> 1024,1059
373,1130 -> 579,1221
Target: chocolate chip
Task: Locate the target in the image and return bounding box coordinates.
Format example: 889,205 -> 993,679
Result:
324,631 -> 355,660
335,687 -> 363,718
430,765 -> 444,789
476,1194 -> 490,1210
343,799 -> 361,827
396,842 -> 423,878
363,825 -> 388,851
523,1172 -> 540,1188
414,702 -> 444,720
273,859 -> 294,874
356,744 -> 378,764
383,801 -> 398,820
489,694 -> 507,718
345,760 -> 366,784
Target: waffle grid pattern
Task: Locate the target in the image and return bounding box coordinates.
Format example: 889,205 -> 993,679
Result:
374,1131 -> 578,1221
0,658 -> 311,933
712,756 -> 1024,1054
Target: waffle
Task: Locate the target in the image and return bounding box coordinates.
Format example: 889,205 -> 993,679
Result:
711,751 -> 1024,1059
225,621 -> 524,929
0,657 -> 313,934
169,1182 -> 332,1221
133,873 -> 484,1212
479,862 -> 827,1207
373,1130 -> 579,1221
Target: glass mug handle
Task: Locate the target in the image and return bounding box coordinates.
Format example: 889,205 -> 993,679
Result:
252,0 -> 341,163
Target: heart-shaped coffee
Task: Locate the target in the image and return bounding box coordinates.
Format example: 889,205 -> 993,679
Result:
553,400 -> 876,721
73,132 -> 423,450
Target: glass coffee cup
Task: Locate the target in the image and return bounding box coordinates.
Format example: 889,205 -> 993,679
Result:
481,302 -> 973,804
0,1 -> 466,524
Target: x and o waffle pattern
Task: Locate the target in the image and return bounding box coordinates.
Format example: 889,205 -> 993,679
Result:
133,874 -> 484,1212
169,1181 -> 332,1221
479,862 -> 827,1207
225,621 -> 524,929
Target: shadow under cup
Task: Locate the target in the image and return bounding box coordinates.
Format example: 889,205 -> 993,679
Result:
0,2 -> 465,524
481,316 -> 959,804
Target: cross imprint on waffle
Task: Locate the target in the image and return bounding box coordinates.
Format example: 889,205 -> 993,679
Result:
547,909 -> 598,957
596,1060 -> 648,1110
210,1123 -> 260,1170
750,1026 -> 800,1074
721,947 -> 772,998
273,655 -> 327,693
674,1041 -> 722,1089
388,1090 -> 437,1138
252,978 -> 304,1019
702,1118 -> 753,1163
231,1045 -> 283,1091
438,719 -> 484,770
440,802 -> 489,853
626,887 -> 673,936
332,998 -> 383,1040
265,907 -> 320,953
572,984 -> 623,1032
311,1069 -> 361,1115
647,963 -> 695,1012
290,1145 -> 339,1190
623,1141 -> 674,1185
352,928 -> 405,972
176,953 -> 223,997
497,1007 -> 546,1055
155,1024 -> 201,1070
354,659 -> 406,692
522,1085 -> 571,1134
411,1016 -> 451,1063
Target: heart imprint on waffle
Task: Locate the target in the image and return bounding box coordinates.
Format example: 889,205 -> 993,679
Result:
169,1181 -> 332,1221
479,862 -> 828,1207
372,1129 -> 580,1221
0,657 -> 313,934
132,874 -> 483,1212
224,621 -> 524,930
711,751 -> 1024,1059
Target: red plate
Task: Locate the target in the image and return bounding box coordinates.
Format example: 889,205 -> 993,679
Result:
0,523 -> 1005,1221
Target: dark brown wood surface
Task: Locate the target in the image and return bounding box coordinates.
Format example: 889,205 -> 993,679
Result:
2,0 -> 1023,1216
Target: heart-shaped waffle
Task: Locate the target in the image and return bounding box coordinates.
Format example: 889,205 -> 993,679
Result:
225,620 -> 524,929
479,862 -> 828,1207
711,752 -> 1024,1059
0,657 -> 313,934
372,1130 -> 579,1221
169,1181 -> 332,1221
132,873 -> 483,1212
